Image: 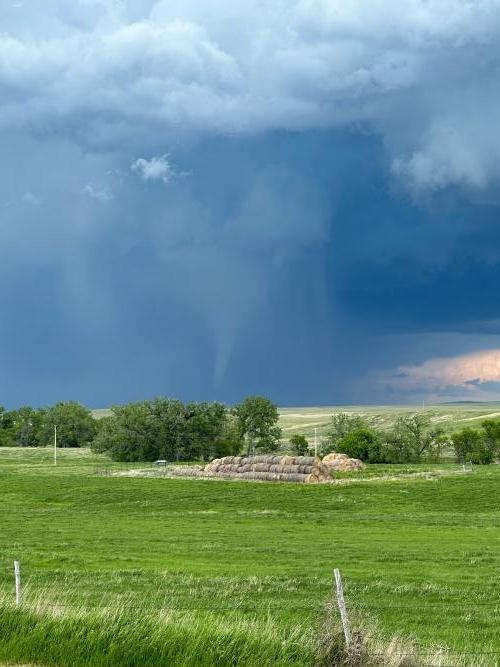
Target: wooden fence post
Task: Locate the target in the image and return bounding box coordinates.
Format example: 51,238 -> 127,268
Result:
334,568 -> 351,649
14,561 -> 22,607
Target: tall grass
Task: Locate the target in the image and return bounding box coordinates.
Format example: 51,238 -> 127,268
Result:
0,591 -> 486,667
0,598 -> 314,666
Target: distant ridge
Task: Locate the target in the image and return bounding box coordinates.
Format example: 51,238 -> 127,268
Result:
438,400 -> 500,405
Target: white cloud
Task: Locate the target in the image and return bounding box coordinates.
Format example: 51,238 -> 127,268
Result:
82,182 -> 113,201
131,155 -> 174,184
1,1 -> 500,191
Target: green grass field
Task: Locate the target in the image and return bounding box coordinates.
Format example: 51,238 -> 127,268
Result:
0,446 -> 499,665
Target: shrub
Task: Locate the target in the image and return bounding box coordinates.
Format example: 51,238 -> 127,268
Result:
322,413 -> 367,455
452,428 -> 493,464
383,415 -> 445,463
336,428 -> 386,463
480,419 -> 500,459
289,434 -> 309,456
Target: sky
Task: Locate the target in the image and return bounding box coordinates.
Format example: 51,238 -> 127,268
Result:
2,0 -> 500,408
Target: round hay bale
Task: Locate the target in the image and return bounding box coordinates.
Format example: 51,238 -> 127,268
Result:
322,453 -> 349,464
322,453 -> 364,472
298,456 -> 316,466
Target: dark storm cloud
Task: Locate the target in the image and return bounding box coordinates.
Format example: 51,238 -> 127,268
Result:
2,0 -> 500,406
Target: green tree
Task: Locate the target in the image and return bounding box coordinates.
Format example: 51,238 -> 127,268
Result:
0,406 -> 46,447
12,406 -> 46,447
92,400 -> 181,461
232,396 -> 282,454
92,398 -> 238,462
212,416 -> 245,458
289,434 -> 309,456
41,402 -> 97,448
451,428 -> 492,464
384,414 -> 445,463
322,413 -> 367,454
181,402 -> 235,461
0,406 -> 16,446
480,420 -> 500,460
336,428 -> 385,463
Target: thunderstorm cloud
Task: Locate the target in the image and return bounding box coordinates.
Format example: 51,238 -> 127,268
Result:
1,0 -> 500,406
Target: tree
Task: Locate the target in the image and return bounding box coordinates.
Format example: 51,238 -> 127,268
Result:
93,398 -> 185,462
480,420 -> 500,459
451,428 -> 492,464
0,406 -> 46,447
181,402 -> 237,461
0,406 -> 16,446
211,416 -> 245,458
92,398 -> 240,462
12,406 -> 46,447
40,402 -> 97,448
384,414 -> 445,463
322,413 -> 367,455
336,428 -> 385,463
232,396 -> 282,454
290,434 -> 309,456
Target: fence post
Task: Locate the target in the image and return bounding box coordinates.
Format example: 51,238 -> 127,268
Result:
14,561 -> 22,607
333,568 -> 351,649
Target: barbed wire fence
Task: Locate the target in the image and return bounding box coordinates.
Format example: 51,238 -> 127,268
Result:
3,562 -> 499,665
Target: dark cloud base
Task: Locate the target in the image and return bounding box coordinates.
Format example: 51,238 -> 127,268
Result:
1,128 -> 500,408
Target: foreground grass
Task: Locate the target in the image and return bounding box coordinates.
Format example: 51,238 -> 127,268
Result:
0,603 -> 315,667
0,447 -> 499,665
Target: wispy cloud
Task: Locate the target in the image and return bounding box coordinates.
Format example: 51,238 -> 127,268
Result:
81,183 -> 113,202
131,155 -> 174,185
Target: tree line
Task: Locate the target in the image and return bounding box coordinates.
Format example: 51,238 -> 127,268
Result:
0,403 -> 96,448
318,413 -> 500,464
0,396 -> 282,462
2,401 -> 499,465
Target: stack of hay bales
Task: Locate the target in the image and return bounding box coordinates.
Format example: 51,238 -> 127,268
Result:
203,455 -> 331,483
322,452 -> 364,472
168,453 -> 364,483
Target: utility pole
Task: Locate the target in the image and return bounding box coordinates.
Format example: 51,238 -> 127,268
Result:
54,424 -> 57,466
314,427 -> 318,457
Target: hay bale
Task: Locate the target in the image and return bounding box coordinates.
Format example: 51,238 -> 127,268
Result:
294,456 -> 316,466
199,454 -> 336,483
322,452 -> 364,472
278,473 -> 309,482
251,455 -> 270,464
253,463 -> 269,472
323,453 -> 348,464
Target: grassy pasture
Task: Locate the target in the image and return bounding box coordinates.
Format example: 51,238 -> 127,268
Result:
0,446 -> 499,665
279,402 -> 500,439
